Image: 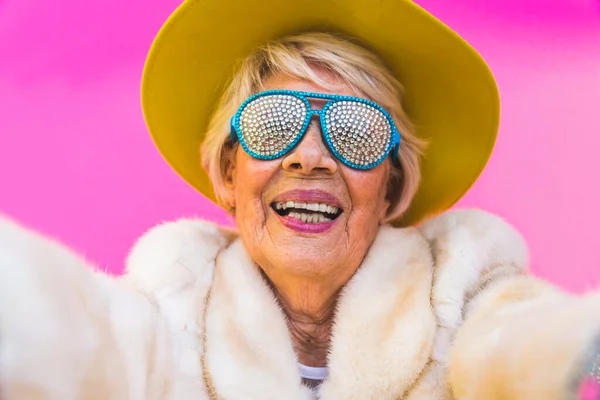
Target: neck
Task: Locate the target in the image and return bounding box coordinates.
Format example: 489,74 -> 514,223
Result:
261,270 -> 343,367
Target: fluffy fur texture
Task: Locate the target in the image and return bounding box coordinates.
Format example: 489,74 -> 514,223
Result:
1,209 -> 599,399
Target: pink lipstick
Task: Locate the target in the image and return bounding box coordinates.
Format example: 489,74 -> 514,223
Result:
271,189 -> 342,234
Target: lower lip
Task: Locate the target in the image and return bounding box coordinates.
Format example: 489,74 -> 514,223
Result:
273,209 -> 338,234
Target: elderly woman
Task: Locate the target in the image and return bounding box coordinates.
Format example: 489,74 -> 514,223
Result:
1,0 -> 600,399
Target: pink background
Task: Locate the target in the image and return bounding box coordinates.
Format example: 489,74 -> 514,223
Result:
0,0 -> 599,292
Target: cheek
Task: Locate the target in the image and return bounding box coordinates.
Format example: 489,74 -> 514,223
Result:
232,152 -> 278,219
345,167 -> 390,215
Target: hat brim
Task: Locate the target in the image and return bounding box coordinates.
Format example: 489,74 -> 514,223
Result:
141,0 -> 499,226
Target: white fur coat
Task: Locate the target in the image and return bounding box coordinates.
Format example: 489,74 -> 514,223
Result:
1,209 -> 599,399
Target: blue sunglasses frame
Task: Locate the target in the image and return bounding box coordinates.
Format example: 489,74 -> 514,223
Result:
229,89 -> 401,170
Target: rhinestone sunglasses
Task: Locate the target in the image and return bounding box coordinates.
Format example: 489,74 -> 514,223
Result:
229,90 -> 401,169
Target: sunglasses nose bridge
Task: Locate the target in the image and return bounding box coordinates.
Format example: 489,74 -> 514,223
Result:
305,109 -> 324,128
306,109 -> 328,137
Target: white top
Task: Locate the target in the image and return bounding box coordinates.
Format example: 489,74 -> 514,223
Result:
298,363 -> 329,380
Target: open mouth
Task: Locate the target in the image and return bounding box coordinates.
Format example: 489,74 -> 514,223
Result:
271,201 -> 343,224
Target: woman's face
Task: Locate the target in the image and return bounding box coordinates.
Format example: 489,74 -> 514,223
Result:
225,69 -> 392,284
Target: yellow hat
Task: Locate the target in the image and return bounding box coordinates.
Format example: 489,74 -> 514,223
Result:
141,0 -> 499,226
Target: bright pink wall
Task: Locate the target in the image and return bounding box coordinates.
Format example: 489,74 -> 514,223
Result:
0,0 -> 599,291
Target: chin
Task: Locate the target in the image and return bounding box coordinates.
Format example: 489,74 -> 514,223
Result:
274,250 -> 337,277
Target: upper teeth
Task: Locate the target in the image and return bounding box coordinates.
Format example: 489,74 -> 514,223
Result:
274,201 -> 339,215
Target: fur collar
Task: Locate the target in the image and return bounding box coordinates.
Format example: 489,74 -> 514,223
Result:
202,225 -> 435,399
123,209 -> 529,399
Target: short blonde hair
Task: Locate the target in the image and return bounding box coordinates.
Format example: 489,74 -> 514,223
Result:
201,32 -> 426,222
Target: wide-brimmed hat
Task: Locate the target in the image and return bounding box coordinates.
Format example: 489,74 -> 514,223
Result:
141,0 -> 499,226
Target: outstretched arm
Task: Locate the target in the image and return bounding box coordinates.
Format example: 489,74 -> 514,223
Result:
419,209 -> 600,400
449,273 -> 600,400
0,215 -> 175,399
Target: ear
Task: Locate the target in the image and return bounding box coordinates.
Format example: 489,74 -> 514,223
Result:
380,162 -> 398,224
379,199 -> 392,224
222,147 -> 237,211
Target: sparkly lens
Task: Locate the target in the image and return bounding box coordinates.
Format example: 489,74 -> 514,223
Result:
324,101 -> 392,167
238,94 -> 307,157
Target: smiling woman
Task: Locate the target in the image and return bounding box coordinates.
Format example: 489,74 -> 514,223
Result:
2,0 -> 600,399
223,66 -> 400,370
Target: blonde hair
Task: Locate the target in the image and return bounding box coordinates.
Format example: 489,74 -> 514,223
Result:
200,32 -> 426,222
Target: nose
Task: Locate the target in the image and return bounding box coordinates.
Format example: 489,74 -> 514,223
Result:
281,119 -> 338,175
